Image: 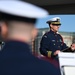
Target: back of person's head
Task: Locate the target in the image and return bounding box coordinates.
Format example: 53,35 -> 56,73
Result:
0,1 -> 48,43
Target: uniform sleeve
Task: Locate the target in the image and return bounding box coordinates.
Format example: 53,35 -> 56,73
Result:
40,35 -> 52,57
58,34 -> 69,51
62,43 -> 69,51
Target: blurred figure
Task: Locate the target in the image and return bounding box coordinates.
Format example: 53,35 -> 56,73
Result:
0,1 -> 61,75
0,24 -> 1,37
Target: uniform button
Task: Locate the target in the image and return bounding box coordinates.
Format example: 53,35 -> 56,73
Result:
61,44 -> 63,46
58,46 -> 60,48
54,44 -> 55,45
55,35 -> 56,36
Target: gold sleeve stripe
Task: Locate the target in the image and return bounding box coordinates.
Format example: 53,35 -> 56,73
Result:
47,51 -> 52,58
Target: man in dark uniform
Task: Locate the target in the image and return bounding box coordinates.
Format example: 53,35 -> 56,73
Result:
0,1 -> 61,75
40,17 -> 75,59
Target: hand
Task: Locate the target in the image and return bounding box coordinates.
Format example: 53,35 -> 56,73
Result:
54,50 -> 60,56
70,43 -> 75,51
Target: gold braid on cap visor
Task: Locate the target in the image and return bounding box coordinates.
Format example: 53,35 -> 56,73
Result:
51,22 -> 61,25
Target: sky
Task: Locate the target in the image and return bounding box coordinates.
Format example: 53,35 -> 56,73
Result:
36,15 -> 75,32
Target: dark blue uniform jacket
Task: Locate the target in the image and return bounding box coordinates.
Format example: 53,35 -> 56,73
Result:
40,30 -> 68,58
0,40 -> 61,75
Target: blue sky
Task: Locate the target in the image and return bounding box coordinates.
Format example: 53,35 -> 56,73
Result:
36,15 -> 75,32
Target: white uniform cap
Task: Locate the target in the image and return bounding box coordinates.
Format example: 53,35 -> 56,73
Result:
0,1 -> 49,18
50,17 -> 61,21
46,17 -> 61,25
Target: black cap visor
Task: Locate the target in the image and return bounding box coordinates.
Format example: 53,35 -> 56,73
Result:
0,12 -> 36,24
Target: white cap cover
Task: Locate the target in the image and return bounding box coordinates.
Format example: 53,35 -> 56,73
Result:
46,17 -> 61,25
0,1 -> 49,18
50,17 -> 61,21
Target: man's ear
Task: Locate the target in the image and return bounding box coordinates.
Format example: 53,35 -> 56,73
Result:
32,27 -> 38,40
50,24 -> 53,28
1,22 -> 8,40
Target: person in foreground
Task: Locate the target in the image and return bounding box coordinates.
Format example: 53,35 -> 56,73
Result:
40,17 -> 75,59
0,1 -> 61,75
